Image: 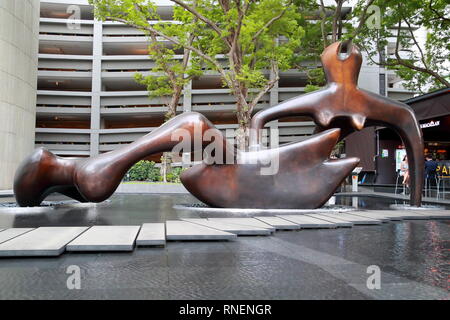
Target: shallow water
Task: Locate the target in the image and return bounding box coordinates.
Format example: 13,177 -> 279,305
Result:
0,194 -> 448,228
333,195 -> 450,210
0,193 -> 449,299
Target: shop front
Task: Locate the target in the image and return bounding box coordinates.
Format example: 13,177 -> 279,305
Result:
345,88 -> 450,186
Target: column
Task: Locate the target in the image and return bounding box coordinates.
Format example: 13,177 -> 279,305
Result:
268,65 -> 279,149
90,19 -> 102,156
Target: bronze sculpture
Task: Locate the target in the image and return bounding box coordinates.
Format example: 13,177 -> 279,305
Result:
14,112 -> 356,208
14,112 -> 231,207
251,41 -> 424,207
180,128 -> 359,208
14,41 -> 424,208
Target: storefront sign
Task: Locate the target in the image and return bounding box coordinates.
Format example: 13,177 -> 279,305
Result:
437,161 -> 450,177
420,120 -> 440,129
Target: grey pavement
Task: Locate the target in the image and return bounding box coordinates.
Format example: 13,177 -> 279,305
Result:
0,194 -> 448,299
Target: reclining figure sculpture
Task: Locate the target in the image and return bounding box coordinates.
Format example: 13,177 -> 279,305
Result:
13,112 -> 358,208
14,41 -> 424,208
251,41 -> 424,207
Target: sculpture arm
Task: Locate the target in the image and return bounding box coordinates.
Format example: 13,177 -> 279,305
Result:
250,87 -> 333,147
362,90 -> 424,207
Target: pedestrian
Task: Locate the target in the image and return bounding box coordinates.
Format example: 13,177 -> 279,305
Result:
400,155 -> 409,193
424,154 -> 438,179
424,154 -> 438,196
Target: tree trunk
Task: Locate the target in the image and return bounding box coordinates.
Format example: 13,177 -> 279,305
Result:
161,85 -> 183,182
235,123 -> 249,151
235,90 -> 251,151
160,152 -> 172,182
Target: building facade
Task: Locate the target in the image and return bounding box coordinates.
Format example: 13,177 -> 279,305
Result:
35,0 -> 414,165
0,0 -> 40,189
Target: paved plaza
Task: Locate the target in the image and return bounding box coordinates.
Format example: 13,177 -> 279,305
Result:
0,194 -> 448,299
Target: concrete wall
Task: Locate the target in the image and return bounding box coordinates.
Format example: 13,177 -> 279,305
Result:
116,182 -> 188,194
0,0 -> 40,189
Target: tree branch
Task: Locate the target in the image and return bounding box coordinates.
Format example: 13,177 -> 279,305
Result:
249,62 -> 279,112
104,16 -> 233,88
252,1 -> 292,42
319,0 -> 328,49
331,0 -> 343,42
170,0 -> 232,48
428,0 -> 450,23
351,0 -> 376,39
182,33 -> 195,71
393,19 -> 450,87
401,12 -> 428,70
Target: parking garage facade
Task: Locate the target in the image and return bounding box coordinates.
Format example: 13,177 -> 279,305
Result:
36,0 -> 414,164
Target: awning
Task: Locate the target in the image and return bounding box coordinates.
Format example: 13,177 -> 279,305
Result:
404,88 -> 450,121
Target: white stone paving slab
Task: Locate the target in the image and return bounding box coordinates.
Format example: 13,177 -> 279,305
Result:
308,214 -> 353,227
410,210 -> 450,219
360,210 -> 404,221
277,215 -> 337,228
183,218 -> 272,235
66,226 -> 141,252
367,210 -> 429,220
254,216 -> 301,230
318,212 -> 382,225
345,211 -> 390,222
208,218 -> 275,232
174,204 -> 353,214
0,227 -> 88,257
166,220 -> 236,240
0,228 -> 35,244
136,223 -> 165,246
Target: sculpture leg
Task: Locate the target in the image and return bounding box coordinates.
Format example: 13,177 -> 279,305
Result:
73,112 -> 234,203
14,112 -> 234,206
391,122 -> 424,207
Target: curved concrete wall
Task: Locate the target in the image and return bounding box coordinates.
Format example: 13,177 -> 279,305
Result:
0,0 -> 40,189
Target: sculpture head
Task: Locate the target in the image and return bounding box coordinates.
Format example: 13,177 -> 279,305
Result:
321,40 -> 362,85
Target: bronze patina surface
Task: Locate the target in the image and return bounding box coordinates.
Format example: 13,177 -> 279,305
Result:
250,41 -> 424,206
14,41 -> 422,208
14,113 -> 356,208
181,128 -> 359,209
14,113 -> 231,207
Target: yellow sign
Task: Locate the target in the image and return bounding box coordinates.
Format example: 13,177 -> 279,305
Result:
437,162 -> 450,176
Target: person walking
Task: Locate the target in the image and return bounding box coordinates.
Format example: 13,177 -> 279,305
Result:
400,155 -> 409,194
424,154 -> 438,196
425,154 -> 438,178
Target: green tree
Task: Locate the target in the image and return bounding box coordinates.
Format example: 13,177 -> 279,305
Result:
291,0 -> 355,90
292,0 -> 449,94
353,0 -> 449,93
134,30 -> 201,182
89,0 -> 203,181
90,0 -> 303,149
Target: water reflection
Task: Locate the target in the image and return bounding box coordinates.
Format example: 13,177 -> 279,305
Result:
333,195 -> 450,210
0,193 -> 448,295
1,194 -> 449,228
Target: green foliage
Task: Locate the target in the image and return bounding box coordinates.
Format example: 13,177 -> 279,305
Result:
89,0 -> 203,116
290,0 -> 449,93
353,0 -> 450,93
126,160 -> 159,181
166,0 -> 304,93
90,0 -> 304,132
125,160 -> 185,183
304,84 -> 322,93
166,167 -> 184,183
